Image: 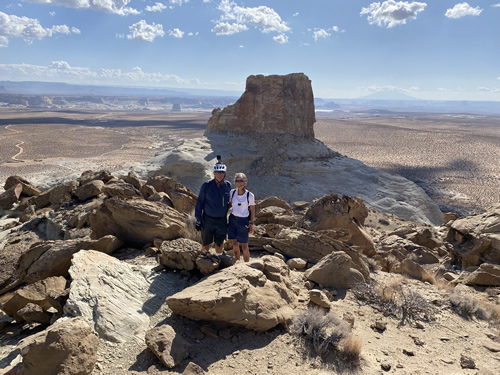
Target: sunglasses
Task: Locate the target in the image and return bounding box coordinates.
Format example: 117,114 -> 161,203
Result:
235,179 -> 246,183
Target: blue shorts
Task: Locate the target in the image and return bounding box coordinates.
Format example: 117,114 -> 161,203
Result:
227,214 -> 250,243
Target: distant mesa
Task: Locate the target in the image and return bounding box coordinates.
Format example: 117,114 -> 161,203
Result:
171,103 -> 181,112
358,90 -> 419,101
206,73 -> 315,139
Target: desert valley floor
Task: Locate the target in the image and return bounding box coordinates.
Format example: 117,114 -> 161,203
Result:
1,108 -> 499,216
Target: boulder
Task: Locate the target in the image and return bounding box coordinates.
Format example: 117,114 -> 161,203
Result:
89,198 -> 188,246
146,175 -> 197,214
447,204 -> 500,266
34,181 -> 79,208
206,73 -> 315,138
77,170 -> 113,186
463,263 -> 500,286
1,276 -> 67,323
167,257 -> 297,331
4,176 -> 41,197
304,251 -> 368,289
158,238 -> 203,271
145,324 -> 190,369
15,316 -> 98,375
74,180 -> 104,201
64,250 -> 150,343
0,183 -> 22,209
297,194 -> 375,256
0,235 -> 121,294
101,179 -> 142,199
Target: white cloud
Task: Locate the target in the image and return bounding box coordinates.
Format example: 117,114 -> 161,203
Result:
445,2 -> 482,19
0,11 -> 79,47
169,0 -> 189,8
145,2 -> 167,12
492,4 -> 500,8
273,34 -> 288,43
360,1 -> 427,28
168,28 -> 184,38
293,12 -> 299,17
211,21 -> 247,35
313,29 -> 330,41
477,86 -> 500,93
49,11 -> 56,16
126,20 -> 165,42
214,0 -> 290,37
0,61 -> 199,86
362,85 -> 419,93
23,0 -> 140,16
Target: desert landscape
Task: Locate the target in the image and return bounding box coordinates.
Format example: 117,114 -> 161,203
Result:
1,93 -> 500,375
2,108 -> 500,216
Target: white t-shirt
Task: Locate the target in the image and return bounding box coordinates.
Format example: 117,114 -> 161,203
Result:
230,189 -> 255,218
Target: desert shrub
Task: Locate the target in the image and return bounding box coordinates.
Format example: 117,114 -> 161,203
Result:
448,289 -> 498,322
290,307 -> 352,358
363,255 -> 380,273
351,281 -> 436,326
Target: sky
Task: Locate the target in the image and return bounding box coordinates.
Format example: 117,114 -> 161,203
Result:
1,0 -> 500,101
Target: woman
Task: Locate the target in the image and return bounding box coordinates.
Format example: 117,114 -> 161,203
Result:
228,173 -> 256,262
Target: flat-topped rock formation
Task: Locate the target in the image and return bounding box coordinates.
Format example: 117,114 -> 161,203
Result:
206,73 -> 315,138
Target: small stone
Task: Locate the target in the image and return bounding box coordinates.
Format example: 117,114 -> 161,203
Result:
403,349 -> 415,356
460,354 -> 476,369
381,360 -> 391,371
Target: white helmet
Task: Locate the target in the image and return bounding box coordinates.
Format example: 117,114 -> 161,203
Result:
213,162 -> 227,172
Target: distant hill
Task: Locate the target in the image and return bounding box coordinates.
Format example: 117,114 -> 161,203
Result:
358,90 -> 419,101
0,80 -> 241,98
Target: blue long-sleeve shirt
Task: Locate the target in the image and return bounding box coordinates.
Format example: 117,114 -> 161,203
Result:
195,179 -> 232,221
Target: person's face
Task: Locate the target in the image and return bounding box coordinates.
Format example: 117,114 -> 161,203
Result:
214,171 -> 225,182
235,177 -> 247,187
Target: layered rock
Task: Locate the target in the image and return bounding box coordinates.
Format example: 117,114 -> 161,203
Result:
206,73 -> 315,138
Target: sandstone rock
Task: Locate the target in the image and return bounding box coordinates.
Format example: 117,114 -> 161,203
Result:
463,263 -> 500,286
309,289 -> 331,308
297,194 -> 375,256
16,316 -> 98,375
119,171 -> 145,191
182,362 -> 206,375
34,181 -> 79,208
399,258 -> 433,282
1,276 -> 67,323
89,198 -> 188,247
101,179 -> 142,199
16,303 -> 52,324
206,73 -> 315,138
20,235 -> 122,284
77,170 -> 113,186
447,204 -> 500,266
64,250 -> 150,343
0,183 -> 22,209
4,176 -> 41,197
74,180 -> 104,201
158,238 -> 202,271
145,324 -> 190,369
304,251 -> 367,289
167,258 -> 297,331
287,257 -> 307,270
146,175 -> 197,214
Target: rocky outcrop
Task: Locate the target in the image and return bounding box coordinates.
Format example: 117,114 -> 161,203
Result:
166,257 -> 297,331
447,204 -> 500,267
206,73 -> 315,138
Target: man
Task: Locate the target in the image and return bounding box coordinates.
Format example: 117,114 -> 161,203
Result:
194,156 -> 232,254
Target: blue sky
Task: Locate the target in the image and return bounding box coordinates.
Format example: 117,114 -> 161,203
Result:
1,0 -> 499,100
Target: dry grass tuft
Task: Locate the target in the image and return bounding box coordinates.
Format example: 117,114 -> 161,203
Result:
290,306 -> 354,358
340,336 -> 362,363
351,281 -> 436,326
448,289 -> 500,325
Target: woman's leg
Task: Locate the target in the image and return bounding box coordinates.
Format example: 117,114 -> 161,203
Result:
232,239 -> 241,260
241,243 -> 250,262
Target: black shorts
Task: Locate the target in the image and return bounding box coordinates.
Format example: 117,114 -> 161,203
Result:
201,214 -> 227,247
